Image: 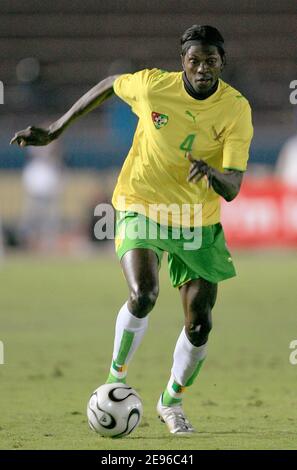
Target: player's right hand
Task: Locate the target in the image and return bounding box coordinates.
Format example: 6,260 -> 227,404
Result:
9,126 -> 53,147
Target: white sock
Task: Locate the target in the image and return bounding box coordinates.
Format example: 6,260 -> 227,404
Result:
164,327 -> 207,402
110,302 -> 149,379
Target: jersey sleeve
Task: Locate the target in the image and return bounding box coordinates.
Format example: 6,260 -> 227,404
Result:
113,73 -> 139,110
222,100 -> 253,171
113,69 -> 161,115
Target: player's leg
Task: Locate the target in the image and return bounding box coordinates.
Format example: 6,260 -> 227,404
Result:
107,248 -> 159,383
157,278 -> 217,433
164,278 -> 217,403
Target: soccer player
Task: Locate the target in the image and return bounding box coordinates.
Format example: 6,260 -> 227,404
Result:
11,25 -> 253,435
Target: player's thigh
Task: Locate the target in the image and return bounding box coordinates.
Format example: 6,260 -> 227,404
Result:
121,248 -> 160,298
179,278 -> 218,323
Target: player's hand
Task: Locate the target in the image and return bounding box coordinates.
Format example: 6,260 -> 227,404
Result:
187,152 -> 210,183
10,126 -> 53,147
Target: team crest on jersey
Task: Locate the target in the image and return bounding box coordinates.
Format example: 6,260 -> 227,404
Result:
151,112 -> 168,129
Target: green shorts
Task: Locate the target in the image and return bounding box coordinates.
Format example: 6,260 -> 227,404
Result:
115,211 -> 236,288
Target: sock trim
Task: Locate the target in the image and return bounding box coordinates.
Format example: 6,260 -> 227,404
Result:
112,360 -> 128,373
161,390 -> 182,406
172,382 -> 186,394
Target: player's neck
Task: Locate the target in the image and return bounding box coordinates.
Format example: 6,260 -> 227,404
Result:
182,72 -> 219,100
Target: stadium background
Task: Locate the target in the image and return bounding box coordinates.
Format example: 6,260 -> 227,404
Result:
0,0 -> 297,450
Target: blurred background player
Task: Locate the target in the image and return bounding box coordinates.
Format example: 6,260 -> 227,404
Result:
10,24 -> 253,435
19,139 -> 64,252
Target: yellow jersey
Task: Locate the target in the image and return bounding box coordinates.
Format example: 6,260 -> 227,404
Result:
112,69 -> 253,226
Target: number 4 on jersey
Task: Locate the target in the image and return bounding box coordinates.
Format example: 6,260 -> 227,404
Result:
179,134 -> 196,156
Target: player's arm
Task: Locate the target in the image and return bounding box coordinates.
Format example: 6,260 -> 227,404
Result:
187,153 -> 243,202
10,75 -> 120,147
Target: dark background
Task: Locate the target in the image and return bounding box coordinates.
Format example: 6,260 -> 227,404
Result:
1,0 -> 296,169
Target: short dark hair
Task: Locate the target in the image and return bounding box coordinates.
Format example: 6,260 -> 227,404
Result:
181,24 -> 225,61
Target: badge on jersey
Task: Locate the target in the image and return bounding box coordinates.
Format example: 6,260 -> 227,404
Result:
151,112 -> 169,129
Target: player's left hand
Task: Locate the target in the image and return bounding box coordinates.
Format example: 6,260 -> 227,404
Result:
187,153 -> 210,184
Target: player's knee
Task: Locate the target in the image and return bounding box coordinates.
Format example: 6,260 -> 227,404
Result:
129,286 -> 159,317
185,311 -> 212,346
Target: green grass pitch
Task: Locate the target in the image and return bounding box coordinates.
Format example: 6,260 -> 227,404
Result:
0,251 -> 296,450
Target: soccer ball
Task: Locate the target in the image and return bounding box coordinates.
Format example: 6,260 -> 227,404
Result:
87,383 -> 143,438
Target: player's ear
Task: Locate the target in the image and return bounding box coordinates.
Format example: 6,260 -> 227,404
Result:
181,54 -> 185,71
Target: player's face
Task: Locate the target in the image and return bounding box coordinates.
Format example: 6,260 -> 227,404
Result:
182,43 -> 223,93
